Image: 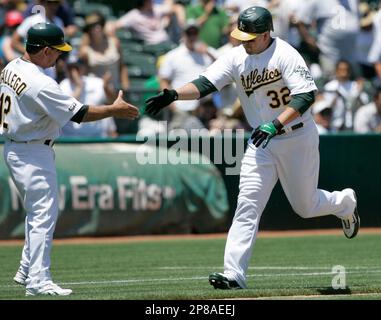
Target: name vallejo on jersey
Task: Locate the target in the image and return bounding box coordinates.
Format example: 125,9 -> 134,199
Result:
0,69 -> 27,96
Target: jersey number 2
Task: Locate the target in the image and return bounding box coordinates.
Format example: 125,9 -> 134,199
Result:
267,87 -> 291,108
0,93 -> 11,129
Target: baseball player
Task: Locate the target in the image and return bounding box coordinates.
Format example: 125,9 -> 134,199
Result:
145,6 -> 360,290
0,23 -> 139,296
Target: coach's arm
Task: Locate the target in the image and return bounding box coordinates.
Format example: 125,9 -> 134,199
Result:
71,90 -> 140,123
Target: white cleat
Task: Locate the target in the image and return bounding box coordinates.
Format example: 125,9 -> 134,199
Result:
26,283 -> 73,296
13,269 -> 27,286
341,189 -> 360,239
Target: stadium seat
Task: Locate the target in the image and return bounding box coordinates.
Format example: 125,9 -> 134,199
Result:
127,64 -> 157,79
122,51 -> 156,66
127,65 -> 156,79
128,78 -> 148,92
142,41 -> 177,57
120,40 -> 144,53
73,1 -> 114,18
116,29 -> 145,43
125,76 -> 159,112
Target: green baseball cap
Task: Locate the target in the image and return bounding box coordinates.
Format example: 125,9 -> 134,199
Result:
231,6 -> 274,41
26,22 -> 72,52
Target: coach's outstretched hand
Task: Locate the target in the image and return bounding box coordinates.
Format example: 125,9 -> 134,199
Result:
145,89 -> 178,115
251,120 -> 283,148
112,90 -> 140,120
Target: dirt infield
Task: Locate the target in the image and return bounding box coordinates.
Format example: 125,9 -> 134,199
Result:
1,228 -> 380,246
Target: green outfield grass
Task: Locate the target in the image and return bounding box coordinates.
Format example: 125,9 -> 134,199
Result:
0,233 -> 380,300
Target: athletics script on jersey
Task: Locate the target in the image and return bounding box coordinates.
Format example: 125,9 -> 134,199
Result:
0,69 -> 27,96
240,67 -> 282,97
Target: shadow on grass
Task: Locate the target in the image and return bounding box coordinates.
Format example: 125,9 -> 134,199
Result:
316,287 -> 352,295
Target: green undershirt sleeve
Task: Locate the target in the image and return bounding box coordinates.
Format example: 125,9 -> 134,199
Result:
288,91 -> 315,115
191,76 -> 218,99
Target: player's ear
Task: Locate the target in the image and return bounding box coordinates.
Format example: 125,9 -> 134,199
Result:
43,47 -> 50,56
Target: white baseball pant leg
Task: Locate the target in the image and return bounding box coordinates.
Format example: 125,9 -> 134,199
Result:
223,127 -> 356,288
274,128 -> 356,220
4,142 -> 58,289
17,216 -> 31,275
223,143 -> 278,289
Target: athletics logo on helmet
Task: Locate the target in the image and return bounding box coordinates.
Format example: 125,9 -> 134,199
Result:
26,22 -> 72,52
231,6 -> 274,41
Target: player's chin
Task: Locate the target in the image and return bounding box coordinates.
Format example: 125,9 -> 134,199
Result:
243,47 -> 253,55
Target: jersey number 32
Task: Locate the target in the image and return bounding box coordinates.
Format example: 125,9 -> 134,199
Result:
267,87 -> 291,108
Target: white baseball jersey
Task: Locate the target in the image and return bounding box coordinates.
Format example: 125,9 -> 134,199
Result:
0,57 -> 83,141
201,37 -> 317,129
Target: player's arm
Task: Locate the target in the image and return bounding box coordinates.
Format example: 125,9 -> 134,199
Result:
277,91 -> 315,125
252,91 -> 315,148
116,38 -> 130,91
11,32 -> 26,54
295,22 -> 318,52
71,90 -> 139,123
144,76 -> 217,115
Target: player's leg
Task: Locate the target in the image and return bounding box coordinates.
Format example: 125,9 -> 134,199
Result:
274,129 -> 357,234
4,143 -> 71,295
4,143 -> 57,287
23,147 -> 59,290
210,143 -> 278,289
13,217 -> 30,285
4,147 -> 30,285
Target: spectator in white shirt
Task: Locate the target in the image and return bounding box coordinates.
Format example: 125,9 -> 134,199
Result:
60,59 -> 118,138
295,0 -> 360,78
108,0 -> 173,45
158,20 -> 217,112
215,16 -> 240,109
323,59 -> 369,131
311,94 -> 333,134
367,5 -> 381,87
223,0 -> 268,15
354,87 -> 381,133
356,2 -> 377,79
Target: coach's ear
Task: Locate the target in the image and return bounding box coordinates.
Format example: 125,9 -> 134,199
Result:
144,89 -> 178,115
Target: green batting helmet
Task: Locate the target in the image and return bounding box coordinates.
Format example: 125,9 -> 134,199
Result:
26,22 -> 72,52
231,6 -> 274,41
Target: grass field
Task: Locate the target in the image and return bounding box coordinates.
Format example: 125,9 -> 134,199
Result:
0,232 -> 380,300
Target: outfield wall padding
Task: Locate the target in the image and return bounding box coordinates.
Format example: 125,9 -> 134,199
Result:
0,142 -> 228,239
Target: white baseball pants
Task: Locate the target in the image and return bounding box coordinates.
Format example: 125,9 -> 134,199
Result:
4,141 -> 58,289
223,125 -> 356,288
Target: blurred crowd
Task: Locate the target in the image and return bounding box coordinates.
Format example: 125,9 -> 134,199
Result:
1,0 -> 381,137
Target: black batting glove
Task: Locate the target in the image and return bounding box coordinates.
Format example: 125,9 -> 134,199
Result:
251,119 -> 283,148
144,89 -> 178,115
